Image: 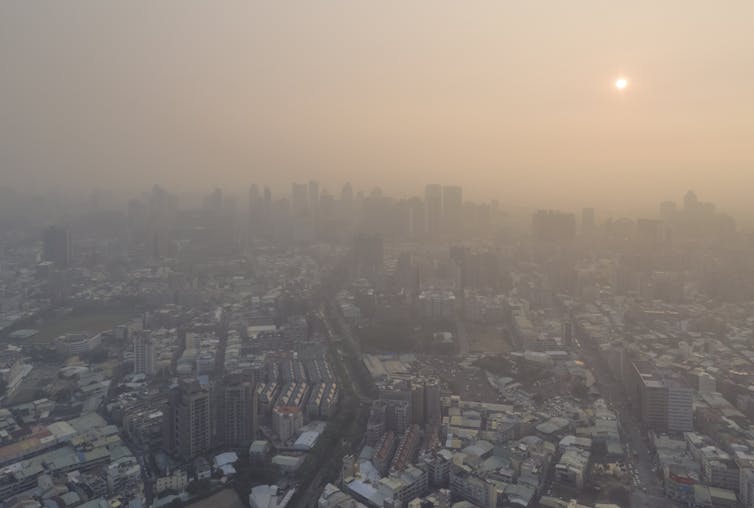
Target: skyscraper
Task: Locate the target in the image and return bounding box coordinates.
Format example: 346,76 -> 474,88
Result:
204,188 -> 223,215
636,218 -> 663,249
581,208 -> 595,233
425,184 -> 443,239
249,184 -> 260,214
442,185 -> 463,239
353,234 -> 384,283
42,225 -> 71,267
410,380 -> 425,426
341,182 -> 353,202
263,187 -> 272,214
272,406 -> 303,443
291,182 -> 309,216
684,190 -> 699,211
133,332 -> 155,376
659,201 -> 677,222
532,210 -> 576,243
424,378 -> 441,425
164,379 -> 213,459
629,362 -> 693,433
220,374 -> 258,448
308,180 -> 319,213
407,197 -> 426,239
248,184 -> 265,240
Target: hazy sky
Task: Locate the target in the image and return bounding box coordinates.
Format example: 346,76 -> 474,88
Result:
2,1 -> 753,211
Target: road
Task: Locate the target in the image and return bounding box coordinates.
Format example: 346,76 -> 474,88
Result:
290,306 -> 374,507
575,329 -> 670,505
318,306 -> 373,403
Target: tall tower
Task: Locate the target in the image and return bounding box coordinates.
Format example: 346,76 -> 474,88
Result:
425,184 -> 443,239
164,379 -> 213,459
410,380 -> 426,426
341,182 -> 353,202
442,185 -> 463,239
220,374 -> 258,448
352,234 -> 384,283
291,183 -> 309,216
42,225 -> 71,267
133,332 -> 155,376
684,190 -> 699,211
308,180 -> 320,213
581,208 -> 595,234
424,378 -> 441,425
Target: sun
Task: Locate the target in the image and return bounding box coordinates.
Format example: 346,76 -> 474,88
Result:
615,78 -> 628,90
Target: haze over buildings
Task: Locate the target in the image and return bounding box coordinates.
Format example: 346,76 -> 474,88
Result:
3,4 -> 754,508
2,2 -> 754,211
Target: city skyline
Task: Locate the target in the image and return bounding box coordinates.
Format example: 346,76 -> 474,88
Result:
3,4 -> 754,508
2,2 -> 754,209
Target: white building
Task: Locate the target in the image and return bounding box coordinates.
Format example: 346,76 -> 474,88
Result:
272,406 -> 303,443
667,383 -> 694,432
249,485 -> 295,508
698,372 -> 716,393
0,352 -> 30,393
554,447 -> 590,490
133,333 -> 155,376
740,465 -> 754,508
450,464 -> 497,508
318,483 -> 366,508
55,333 -> 102,356
154,470 -> 188,494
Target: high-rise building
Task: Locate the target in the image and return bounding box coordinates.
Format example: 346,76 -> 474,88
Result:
291,183 -> 309,216
366,400 -> 388,446
272,405 -> 303,443
388,400 -> 411,435
339,182 -> 355,223
164,379 -> 213,459
425,184 -> 443,239
204,188 -> 223,215
636,218 -> 663,249
407,197 -> 426,239
666,381 -> 693,432
740,466 -> 754,508
220,374 -> 258,448
42,225 -> 71,267
248,184 -> 260,215
629,362 -> 693,432
660,201 -> 677,222
263,187 -> 272,214
532,210 -> 576,243
410,380 -> 425,426
352,234 -> 384,283
308,180 -> 320,213
424,379 -> 441,425
248,184 -> 267,240
581,208 -> 595,233
562,321 -> 573,347
133,333 -> 155,376
341,182 -> 353,202
442,185 -> 463,239
249,184 -> 260,204
684,190 -> 699,211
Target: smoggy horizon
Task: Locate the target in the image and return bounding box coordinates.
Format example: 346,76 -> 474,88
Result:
2,2 -> 754,212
